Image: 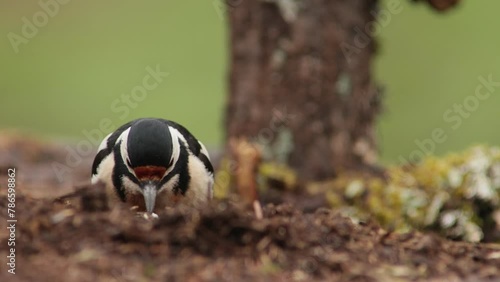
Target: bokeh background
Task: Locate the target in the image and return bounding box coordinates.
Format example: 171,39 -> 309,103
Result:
1,0 -> 499,164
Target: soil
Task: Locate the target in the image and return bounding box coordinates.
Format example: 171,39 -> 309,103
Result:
0,134 -> 499,282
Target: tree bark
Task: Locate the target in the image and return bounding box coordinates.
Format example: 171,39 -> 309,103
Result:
225,0 -> 381,181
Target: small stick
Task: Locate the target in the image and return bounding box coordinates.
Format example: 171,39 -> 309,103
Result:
253,200 -> 263,219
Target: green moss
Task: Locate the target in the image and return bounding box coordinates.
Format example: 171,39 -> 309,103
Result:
214,157 -> 233,199
321,145 -> 500,242
259,162 -> 298,190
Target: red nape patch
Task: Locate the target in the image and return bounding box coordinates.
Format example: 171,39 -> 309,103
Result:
133,166 -> 166,180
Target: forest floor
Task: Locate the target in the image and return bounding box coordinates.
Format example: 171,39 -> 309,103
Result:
0,133 -> 499,282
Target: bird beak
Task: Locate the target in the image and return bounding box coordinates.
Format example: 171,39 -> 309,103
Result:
142,182 -> 157,214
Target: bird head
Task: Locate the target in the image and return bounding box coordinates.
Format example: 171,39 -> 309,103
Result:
120,119 -> 180,213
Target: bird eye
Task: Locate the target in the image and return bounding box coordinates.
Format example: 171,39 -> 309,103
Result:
168,158 -> 174,167
127,159 -> 132,167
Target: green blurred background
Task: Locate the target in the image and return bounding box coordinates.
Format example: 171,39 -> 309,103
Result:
1,0 -> 499,164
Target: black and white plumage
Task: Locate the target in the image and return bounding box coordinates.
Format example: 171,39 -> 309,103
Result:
91,118 -> 214,213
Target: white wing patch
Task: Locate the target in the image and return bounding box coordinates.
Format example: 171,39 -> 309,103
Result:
168,127 -> 188,148
117,128 -> 136,176
198,141 -> 211,161
187,155 -> 214,202
91,153 -> 115,189
97,132 -> 113,152
166,126 -> 183,175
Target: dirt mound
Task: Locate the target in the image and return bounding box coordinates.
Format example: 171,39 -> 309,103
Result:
1,184 -> 499,282
0,133 -> 499,281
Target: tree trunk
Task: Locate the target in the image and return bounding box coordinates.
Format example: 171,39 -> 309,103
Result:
225,0 -> 381,181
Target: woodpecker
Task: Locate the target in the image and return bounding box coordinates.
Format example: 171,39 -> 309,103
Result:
91,118 -> 214,214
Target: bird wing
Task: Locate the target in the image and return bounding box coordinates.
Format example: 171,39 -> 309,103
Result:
160,119 -> 214,174
91,120 -> 135,176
